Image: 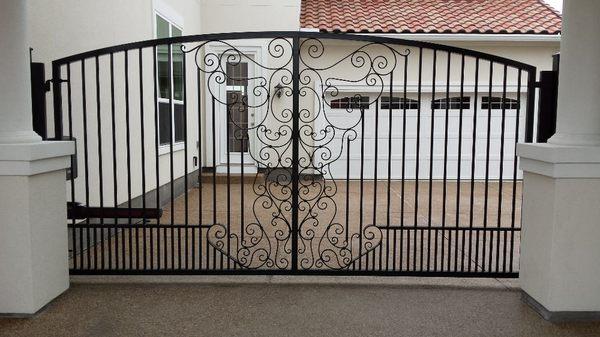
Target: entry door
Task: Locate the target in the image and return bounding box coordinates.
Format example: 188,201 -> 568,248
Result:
218,61 -> 254,168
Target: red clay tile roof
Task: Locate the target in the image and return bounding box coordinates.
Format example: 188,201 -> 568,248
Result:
300,0 -> 562,34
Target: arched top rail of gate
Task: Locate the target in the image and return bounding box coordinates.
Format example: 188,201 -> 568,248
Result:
52,31 -> 537,72
51,30 -> 538,143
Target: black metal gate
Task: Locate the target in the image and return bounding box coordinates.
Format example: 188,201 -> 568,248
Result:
49,32 -> 537,276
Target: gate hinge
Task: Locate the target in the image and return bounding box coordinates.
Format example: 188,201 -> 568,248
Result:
44,78 -> 68,92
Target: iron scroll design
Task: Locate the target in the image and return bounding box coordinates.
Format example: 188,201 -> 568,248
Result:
53,31 -> 537,276
181,37 -> 415,270
185,38 -> 295,269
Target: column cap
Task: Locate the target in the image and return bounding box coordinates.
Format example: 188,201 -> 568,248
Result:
517,143 -> 600,178
0,141 -> 75,176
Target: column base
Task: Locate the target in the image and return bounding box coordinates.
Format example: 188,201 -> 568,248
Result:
522,291 -> 600,322
518,143 -> 600,321
0,141 -> 74,315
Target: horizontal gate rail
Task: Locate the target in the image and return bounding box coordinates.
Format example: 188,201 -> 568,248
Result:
50,31 -> 537,277
67,203 -> 162,220
70,269 -> 518,278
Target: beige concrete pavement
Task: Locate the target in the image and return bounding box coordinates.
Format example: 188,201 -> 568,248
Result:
1,276 -> 600,337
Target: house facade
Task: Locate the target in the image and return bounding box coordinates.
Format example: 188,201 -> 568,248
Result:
27,0 -> 560,208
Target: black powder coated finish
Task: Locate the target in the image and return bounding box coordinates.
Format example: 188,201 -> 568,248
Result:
48,31 -> 539,277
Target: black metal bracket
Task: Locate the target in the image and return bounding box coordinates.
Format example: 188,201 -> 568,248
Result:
44,78 -> 68,92
30,61 -> 48,139
63,136 -> 78,181
536,53 -> 560,143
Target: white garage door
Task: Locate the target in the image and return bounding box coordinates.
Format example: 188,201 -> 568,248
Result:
314,91 -> 527,180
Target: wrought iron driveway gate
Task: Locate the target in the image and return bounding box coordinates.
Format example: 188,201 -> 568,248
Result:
50,32 -> 536,276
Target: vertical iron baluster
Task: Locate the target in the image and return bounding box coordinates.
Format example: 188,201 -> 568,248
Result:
291,36 -> 300,271
124,51 -> 133,270
401,55 -> 408,270
469,58 -> 480,273
483,61 -> 494,272
167,44 -> 175,270
428,50 -> 436,272
211,96 -> 217,270
510,69 -> 522,273
373,99 -> 379,268
234,59 -> 242,271
386,73 -> 393,271
226,92 -> 231,270
182,48 -> 189,270
239,129 -> 244,270
52,62 -> 64,141
95,56 -> 104,270
497,64 -> 508,273
206,221 -> 211,270
358,106 -> 366,270
457,54 -> 465,272
152,46 -> 160,270
109,53 -> 118,271
372,103 -> 380,257
138,48 -> 147,271
213,246 -> 217,271
66,63 -> 76,271
416,48 -> 423,272
378,232 -> 382,272
345,137 -> 351,250
81,60 -> 90,270
372,245 -> 376,271
197,68 -> 203,270
442,52 -> 450,271
206,235 -> 211,270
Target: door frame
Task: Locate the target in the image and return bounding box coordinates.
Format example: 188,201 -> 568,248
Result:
204,42 -> 267,171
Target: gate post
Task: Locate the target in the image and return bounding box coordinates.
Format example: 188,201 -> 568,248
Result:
517,0 -> 600,321
0,0 -> 74,315
536,54 -> 559,143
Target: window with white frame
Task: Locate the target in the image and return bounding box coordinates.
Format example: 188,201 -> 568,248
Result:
156,13 -> 184,146
431,96 -> 470,110
380,96 -> 420,110
481,96 -> 520,110
330,96 -> 370,109
226,62 -> 250,153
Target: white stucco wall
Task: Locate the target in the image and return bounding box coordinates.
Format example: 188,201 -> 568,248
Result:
200,0 -> 301,33
28,0 -> 203,207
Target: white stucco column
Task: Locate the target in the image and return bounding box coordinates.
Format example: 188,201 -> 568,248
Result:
517,0 -> 600,321
0,0 -> 74,315
0,0 -> 42,144
548,0 -> 600,146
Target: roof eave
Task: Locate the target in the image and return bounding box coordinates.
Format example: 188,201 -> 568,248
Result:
367,33 -> 561,43
304,31 -> 561,43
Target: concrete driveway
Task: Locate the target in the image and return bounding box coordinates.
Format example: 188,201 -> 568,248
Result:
1,276 -> 600,337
